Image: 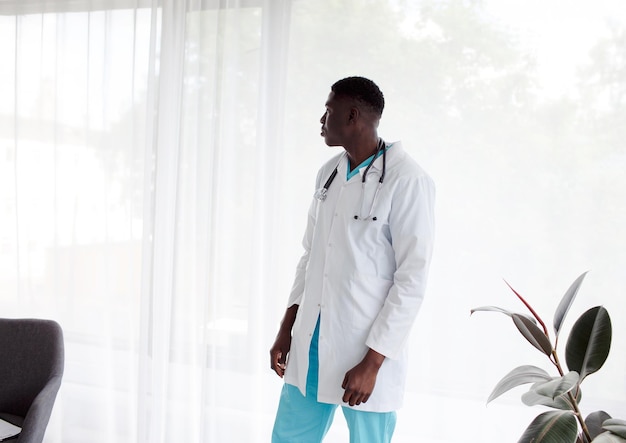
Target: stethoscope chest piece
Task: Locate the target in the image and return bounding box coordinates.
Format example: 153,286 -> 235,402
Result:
314,158 -> 340,202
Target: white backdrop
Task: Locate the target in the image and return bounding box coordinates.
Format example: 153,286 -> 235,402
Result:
0,0 -> 625,442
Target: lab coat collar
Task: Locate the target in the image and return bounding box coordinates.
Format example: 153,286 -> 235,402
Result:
354,140 -> 401,179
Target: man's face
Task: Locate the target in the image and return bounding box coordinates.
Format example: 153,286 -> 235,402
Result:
320,91 -> 351,146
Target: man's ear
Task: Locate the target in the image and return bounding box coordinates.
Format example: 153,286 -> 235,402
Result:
348,107 -> 359,124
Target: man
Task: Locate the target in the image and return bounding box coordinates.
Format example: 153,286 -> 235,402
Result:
270,76 -> 435,442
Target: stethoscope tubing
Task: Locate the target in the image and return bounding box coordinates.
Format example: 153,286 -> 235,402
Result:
360,138 -> 386,185
315,139 -> 387,221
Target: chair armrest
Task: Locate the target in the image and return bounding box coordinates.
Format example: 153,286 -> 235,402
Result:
17,376 -> 63,443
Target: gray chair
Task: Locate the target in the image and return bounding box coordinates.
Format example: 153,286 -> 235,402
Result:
0,319 -> 64,443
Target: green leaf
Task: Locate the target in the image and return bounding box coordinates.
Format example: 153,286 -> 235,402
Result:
565,306 -> 612,380
513,313 -> 553,356
471,306 -> 537,324
586,411 -> 612,439
518,411 -> 578,443
487,365 -> 552,403
522,383 -> 581,410
554,271 -> 589,338
533,372 -> 579,399
471,305 -> 514,316
591,432 -> 626,443
521,392 -> 571,410
603,419 -> 626,439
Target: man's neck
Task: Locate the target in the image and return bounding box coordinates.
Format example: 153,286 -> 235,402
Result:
345,136 -> 380,170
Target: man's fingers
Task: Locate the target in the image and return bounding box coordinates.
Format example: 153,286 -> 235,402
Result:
278,351 -> 287,365
270,351 -> 280,370
342,382 -> 369,406
346,392 -> 362,406
342,388 -> 365,406
270,350 -> 287,378
342,390 -> 351,404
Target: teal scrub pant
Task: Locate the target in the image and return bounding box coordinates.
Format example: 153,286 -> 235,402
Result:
271,317 -> 397,443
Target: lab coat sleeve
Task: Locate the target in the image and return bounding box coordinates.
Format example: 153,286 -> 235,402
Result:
286,168 -> 323,307
286,200 -> 315,307
365,173 -> 435,360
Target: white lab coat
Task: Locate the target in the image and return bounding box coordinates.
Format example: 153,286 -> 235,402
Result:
283,141 -> 435,412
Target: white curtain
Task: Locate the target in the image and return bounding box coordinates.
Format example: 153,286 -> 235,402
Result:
0,0 -> 625,442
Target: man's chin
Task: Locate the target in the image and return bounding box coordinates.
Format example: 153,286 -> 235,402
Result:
322,137 -> 341,147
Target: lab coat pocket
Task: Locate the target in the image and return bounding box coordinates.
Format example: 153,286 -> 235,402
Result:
348,273 -> 393,331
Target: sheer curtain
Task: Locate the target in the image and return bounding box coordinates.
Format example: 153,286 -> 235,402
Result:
0,0 -> 288,441
1,0 -> 625,442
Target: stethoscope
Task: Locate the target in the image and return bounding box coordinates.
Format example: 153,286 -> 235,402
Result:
313,138 -> 387,221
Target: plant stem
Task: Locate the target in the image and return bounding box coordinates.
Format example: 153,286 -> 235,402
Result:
551,350 -> 565,376
552,350 -> 592,442
505,280 -> 550,336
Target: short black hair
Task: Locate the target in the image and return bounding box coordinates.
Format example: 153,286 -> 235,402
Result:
331,76 -> 385,118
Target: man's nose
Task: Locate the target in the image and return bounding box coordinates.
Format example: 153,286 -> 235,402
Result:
320,114 -> 326,124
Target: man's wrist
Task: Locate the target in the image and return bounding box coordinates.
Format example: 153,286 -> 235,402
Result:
363,348 -> 385,370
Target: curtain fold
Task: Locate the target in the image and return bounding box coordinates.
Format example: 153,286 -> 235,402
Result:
138,1 -> 185,441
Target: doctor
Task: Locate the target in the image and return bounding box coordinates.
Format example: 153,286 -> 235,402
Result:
270,76 -> 435,443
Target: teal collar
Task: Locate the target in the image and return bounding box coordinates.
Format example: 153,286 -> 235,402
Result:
346,144 -> 389,180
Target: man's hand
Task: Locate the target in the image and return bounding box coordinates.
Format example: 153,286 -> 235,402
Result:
269,304 -> 299,378
341,348 -> 385,406
270,330 -> 291,378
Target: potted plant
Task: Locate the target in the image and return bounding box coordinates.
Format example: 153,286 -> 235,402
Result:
471,272 -> 626,442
